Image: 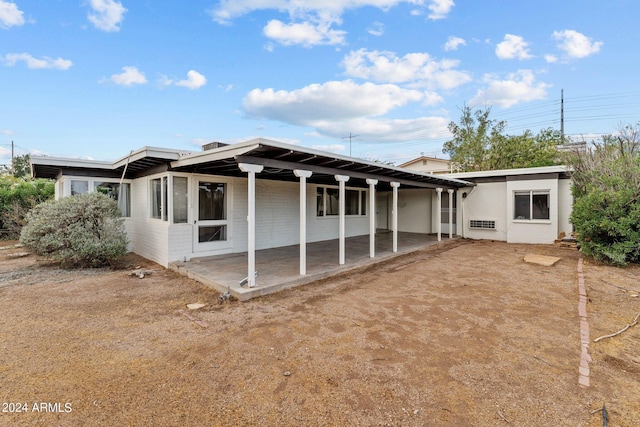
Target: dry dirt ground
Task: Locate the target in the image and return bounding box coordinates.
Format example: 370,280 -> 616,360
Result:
0,239 -> 638,426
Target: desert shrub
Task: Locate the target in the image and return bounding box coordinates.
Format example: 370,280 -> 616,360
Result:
20,192 -> 128,267
566,123 -> 640,266
0,176 -> 54,240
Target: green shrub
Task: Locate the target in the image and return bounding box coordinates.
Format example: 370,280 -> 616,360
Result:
20,192 -> 128,267
571,187 -> 640,266
0,176 -> 55,240
566,123 -> 640,266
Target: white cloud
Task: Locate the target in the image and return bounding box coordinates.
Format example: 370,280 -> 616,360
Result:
104,66 -> 147,86
552,29 -> 603,59
209,1 -> 428,25
263,18 -> 346,47
3,53 -> 72,70
175,70 -> 207,90
443,36 -> 465,51
342,48 -> 471,90
0,0 -> 24,28
544,54 -> 558,63
428,0 -> 454,20
87,0 -> 127,32
243,80 -> 422,123
159,70 -> 207,89
209,1 -> 451,46
0,129 -> 12,135
367,21 -> 384,37
242,79 -> 451,141
470,69 -> 550,108
495,34 -> 533,60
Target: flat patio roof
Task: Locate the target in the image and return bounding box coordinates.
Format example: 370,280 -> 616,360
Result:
170,231 -> 453,301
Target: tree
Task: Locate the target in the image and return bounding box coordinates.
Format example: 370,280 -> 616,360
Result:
443,106 -> 563,171
0,175 -> 54,240
0,154 -> 31,178
564,123 -> 640,266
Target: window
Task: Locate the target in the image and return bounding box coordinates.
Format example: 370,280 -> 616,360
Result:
70,180 -> 88,195
173,177 -> 188,224
197,181 -> 227,243
514,191 -> 550,220
94,181 -> 131,217
150,177 -> 168,221
316,186 -> 367,217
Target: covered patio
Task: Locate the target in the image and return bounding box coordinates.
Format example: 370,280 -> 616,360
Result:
170,231 -> 452,300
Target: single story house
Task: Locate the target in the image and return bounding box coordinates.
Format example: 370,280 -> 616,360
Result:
446,166 -> 573,244
31,138 -> 473,288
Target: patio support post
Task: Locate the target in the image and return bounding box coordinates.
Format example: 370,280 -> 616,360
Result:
436,187 -> 443,242
366,179 -> 378,258
335,175 -> 350,265
294,169 -> 312,275
447,189 -> 454,239
391,182 -> 400,252
239,163 -> 264,288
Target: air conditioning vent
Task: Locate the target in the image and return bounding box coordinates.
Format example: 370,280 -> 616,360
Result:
470,220 -> 496,230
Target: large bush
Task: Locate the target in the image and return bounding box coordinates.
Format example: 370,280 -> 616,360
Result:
0,176 -> 54,240
20,192 -> 128,267
566,123 -> 640,266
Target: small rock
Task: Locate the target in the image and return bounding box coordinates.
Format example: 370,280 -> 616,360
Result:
413,409 -> 419,415
187,303 -> 206,310
284,371 -> 291,376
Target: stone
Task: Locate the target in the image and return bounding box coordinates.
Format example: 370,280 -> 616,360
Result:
187,303 -> 206,310
523,254 -> 561,267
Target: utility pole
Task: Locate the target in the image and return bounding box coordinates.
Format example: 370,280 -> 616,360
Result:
11,140 -> 14,176
560,89 -> 564,141
342,132 -> 359,157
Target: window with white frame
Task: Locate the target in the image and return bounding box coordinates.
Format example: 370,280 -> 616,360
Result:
316,186 -> 367,217
94,181 -> 131,217
514,190 -> 550,220
150,176 -> 168,221
67,178 -> 130,217
172,176 -> 189,224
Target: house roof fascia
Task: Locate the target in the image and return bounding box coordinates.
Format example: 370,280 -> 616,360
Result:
174,138 -> 473,188
449,165 -> 570,179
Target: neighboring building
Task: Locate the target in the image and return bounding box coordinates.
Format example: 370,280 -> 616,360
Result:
447,166 -> 573,244
31,138 -> 472,287
398,156 -> 452,174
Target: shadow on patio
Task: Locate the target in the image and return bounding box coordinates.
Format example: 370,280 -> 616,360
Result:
170,231 -> 452,301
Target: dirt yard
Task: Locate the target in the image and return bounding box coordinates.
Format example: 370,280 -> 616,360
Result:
0,239 -> 638,426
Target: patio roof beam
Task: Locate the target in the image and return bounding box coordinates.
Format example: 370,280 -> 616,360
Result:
234,155 -> 459,189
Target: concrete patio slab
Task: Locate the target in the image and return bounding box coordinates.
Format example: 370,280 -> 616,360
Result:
170,231 -> 451,301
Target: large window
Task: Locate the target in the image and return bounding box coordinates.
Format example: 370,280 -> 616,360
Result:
514,191 -> 550,220
94,181 -> 131,217
197,182 -> 227,243
316,186 -> 367,217
67,179 -> 130,217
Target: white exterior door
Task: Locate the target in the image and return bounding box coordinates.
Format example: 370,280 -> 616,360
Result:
193,179 -> 231,252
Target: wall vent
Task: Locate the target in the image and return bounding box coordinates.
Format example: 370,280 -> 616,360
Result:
469,220 -> 496,230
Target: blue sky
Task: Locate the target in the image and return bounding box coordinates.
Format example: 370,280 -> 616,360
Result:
1,0 -> 639,167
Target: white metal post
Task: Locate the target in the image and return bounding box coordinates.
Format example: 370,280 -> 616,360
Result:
391,182 -> 400,252
239,163 -> 263,288
335,175 -> 350,265
294,169 -> 312,275
436,187 -> 443,242
366,179 -> 377,258
447,189 -> 454,239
